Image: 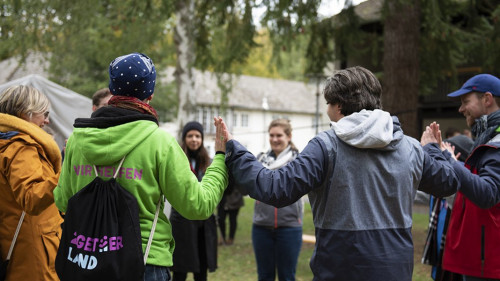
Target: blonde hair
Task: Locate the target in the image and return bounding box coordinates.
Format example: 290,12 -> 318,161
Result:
268,118 -> 298,152
0,85 -> 50,120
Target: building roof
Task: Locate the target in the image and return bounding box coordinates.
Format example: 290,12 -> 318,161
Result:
161,67 -> 321,115
354,0 -> 383,23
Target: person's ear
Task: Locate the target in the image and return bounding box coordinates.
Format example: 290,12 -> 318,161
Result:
484,92 -> 494,106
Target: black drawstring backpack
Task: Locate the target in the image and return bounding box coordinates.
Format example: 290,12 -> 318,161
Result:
55,156 -> 162,281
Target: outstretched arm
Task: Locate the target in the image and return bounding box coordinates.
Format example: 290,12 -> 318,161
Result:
217,117 -> 329,207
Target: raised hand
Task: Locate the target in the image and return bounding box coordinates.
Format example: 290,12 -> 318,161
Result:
420,125 -> 438,146
429,122 -> 443,148
214,116 -> 234,153
442,141 -> 460,161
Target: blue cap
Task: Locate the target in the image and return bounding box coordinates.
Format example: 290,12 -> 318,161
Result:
448,74 -> 500,97
108,53 -> 156,100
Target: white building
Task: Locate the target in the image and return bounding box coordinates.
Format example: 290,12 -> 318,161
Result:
160,68 -> 331,155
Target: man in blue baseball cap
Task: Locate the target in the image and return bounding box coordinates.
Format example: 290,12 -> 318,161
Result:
435,73 -> 500,280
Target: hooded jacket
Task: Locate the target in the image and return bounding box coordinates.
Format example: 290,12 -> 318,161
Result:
225,109 -> 460,281
53,107 -> 228,267
0,113 -> 63,281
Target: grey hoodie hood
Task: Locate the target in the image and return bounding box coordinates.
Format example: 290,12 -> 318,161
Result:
330,109 -> 402,150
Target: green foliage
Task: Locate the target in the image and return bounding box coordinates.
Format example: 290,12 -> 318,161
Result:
150,79 -> 178,122
191,0 -> 258,112
237,30 -> 282,78
260,0 -> 321,74
46,0 -> 173,96
419,0 -> 474,95
305,0 -> 500,96
235,28 -> 310,81
1,0 -> 177,115
419,0 -> 500,94
0,0 -> 61,60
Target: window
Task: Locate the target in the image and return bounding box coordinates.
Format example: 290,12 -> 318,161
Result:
241,114 -> 248,127
202,108 -> 210,131
209,108 -> 219,134
232,112 -> 238,128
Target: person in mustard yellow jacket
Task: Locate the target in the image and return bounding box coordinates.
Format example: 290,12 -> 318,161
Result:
0,85 -> 63,281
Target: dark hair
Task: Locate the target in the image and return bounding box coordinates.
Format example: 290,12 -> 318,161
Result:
181,129 -> 210,174
92,88 -> 111,107
323,66 -> 382,116
268,119 -> 298,152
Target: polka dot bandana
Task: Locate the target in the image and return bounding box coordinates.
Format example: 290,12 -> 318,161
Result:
108,52 -> 156,100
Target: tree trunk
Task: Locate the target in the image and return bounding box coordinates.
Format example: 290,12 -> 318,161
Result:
174,0 -> 197,138
382,0 -> 420,138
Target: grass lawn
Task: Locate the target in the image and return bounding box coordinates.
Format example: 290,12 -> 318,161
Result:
193,197 -> 433,281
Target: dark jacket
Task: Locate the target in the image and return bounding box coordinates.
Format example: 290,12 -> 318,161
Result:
221,185 -> 244,211
442,134 -> 500,279
170,160 -> 218,273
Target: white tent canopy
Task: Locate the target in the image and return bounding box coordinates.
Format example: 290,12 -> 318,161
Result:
0,74 -> 92,149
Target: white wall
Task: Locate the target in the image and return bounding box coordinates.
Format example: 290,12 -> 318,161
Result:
217,108 -> 329,155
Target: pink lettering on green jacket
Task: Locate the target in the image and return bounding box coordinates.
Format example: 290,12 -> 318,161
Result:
72,165 -> 143,180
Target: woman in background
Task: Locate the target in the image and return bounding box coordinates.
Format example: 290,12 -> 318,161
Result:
170,121 -> 218,281
252,119 -> 303,281
0,85 -> 62,281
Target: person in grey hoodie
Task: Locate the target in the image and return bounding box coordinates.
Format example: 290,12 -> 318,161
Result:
214,66 -> 460,281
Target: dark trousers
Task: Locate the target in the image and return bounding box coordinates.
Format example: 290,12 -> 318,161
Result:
218,207 -> 240,240
144,265 -> 170,281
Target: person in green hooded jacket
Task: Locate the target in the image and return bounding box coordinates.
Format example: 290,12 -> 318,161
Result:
53,53 -> 228,281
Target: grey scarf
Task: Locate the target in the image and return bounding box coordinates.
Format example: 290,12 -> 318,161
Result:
471,110 -> 500,147
258,145 -> 298,170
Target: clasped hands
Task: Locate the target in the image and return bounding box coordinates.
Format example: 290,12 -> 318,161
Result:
213,117 -> 233,153
420,122 -> 460,161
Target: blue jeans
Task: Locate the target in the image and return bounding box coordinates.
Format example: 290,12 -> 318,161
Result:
252,225 -> 302,281
144,265 -> 171,281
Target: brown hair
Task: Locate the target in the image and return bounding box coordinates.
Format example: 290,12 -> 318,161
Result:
92,88 -> 112,107
268,118 -> 298,152
323,66 -> 382,116
181,132 -> 210,174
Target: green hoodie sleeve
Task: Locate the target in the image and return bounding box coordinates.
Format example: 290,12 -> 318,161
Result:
160,143 -> 228,220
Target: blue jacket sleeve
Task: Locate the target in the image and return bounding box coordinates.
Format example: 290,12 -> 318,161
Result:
419,143 -> 460,197
225,137 -> 328,208
453,149 -> 500,209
